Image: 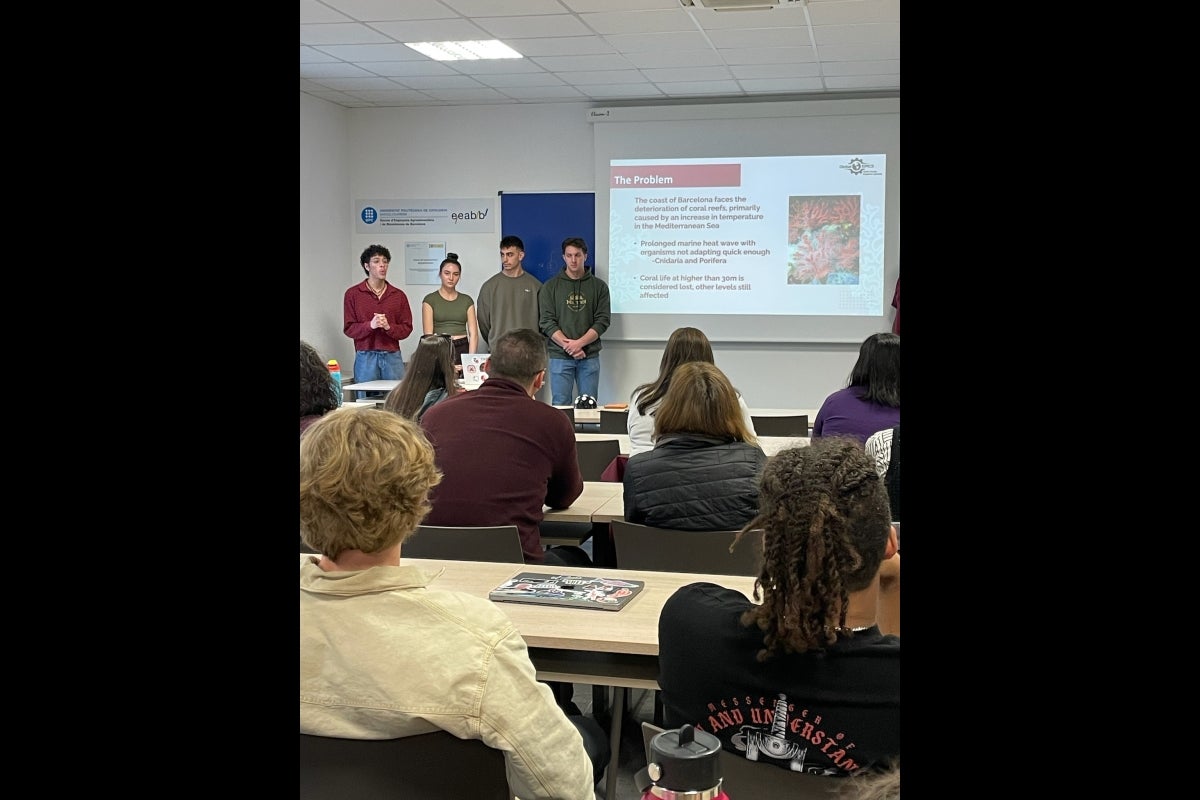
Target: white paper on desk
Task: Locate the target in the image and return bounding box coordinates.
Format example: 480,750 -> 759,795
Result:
460,354 -> 488,386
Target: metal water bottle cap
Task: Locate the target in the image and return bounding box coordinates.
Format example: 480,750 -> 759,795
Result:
645,724 -> 723,799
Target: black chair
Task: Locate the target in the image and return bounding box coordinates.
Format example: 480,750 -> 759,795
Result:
640,723 -> 844,799
610,519 -> 763,576
403,525 -> 524,563
300,731 -> 512,800
558,406 -> 575,426
599,408 -> 627,434
575,438 -> 622,482
750,414 -> 809,437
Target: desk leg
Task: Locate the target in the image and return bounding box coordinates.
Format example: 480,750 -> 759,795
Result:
605,686 -> 624,800
591,522 -> 617,568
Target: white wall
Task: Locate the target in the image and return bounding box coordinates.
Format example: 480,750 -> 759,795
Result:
300,95 -> 890,409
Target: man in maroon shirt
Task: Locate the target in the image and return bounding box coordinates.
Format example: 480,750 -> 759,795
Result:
343,244 -> 413,398
420,328 -> 587,567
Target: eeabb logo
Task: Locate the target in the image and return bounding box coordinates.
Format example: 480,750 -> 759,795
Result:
451,209 -> 489,223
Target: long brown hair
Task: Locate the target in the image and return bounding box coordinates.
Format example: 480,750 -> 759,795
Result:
653,361 -> 756,444
384,334 -> 457,419
633,327 -> 716,415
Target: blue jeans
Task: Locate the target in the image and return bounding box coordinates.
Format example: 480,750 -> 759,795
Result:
353,350 -> 406,399
548,356 -> 599,405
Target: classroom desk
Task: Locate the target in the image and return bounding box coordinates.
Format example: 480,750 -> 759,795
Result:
341,379 -> 400,398
541,481 -> 622,524
555,405 -> 600,424
402,556 -> 758,800
574,432 -> 809,458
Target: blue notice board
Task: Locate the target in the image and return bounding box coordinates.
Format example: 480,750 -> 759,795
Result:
498,192 -> 595,285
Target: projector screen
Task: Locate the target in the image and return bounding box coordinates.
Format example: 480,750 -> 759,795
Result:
592,99 -> 899,343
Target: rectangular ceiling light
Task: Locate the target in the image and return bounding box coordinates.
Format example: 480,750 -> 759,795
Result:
404,40 -> 523,61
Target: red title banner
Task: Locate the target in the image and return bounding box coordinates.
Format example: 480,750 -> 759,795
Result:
610,164 -> 742,189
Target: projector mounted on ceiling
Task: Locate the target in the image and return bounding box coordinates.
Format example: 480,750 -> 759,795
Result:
680,0 -> 801,9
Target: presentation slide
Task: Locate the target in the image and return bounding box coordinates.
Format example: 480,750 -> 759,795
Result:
608,155 -> 885,317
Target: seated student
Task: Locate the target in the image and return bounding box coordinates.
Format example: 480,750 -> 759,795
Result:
657,437 -> 900,777
812,331 -> 900,443
623,361 -> 766,530
382,333 -> 466,421
865,424 -> 900,523
420,328 -> 589,567
626,326 -> 756,456
300,340 -> 339,436
299,407 -> 607,798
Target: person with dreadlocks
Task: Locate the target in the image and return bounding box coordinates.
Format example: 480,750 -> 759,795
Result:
656,436 -> 900,778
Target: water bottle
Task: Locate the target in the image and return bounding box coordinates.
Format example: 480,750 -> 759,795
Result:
637,724 -> 729,800
327,359 -> 343,407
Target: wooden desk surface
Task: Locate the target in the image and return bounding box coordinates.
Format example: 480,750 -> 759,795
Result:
542,481 -> 622,523
400,557 -> 757,656
342,379 -> 401,393
574,432 -> 808,457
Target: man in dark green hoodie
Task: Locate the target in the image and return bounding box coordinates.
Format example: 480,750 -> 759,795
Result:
538,237 -> 611,405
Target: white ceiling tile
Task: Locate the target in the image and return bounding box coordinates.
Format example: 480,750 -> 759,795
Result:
563,0 -> 679,11
821,59 -> 898,76
472,15 -> 594,38
299,0 -> 353,24
443,0 -> 571,15
559,70 -> 649,86
505,36 -> 616,57
531,54 -> 636,71
579,10 -> 695,35
731,62 -> 821,79
370,19 -> 493,41
657,80 -> 745,96
739,76 -> 826,93
310,76 -> 411,91
300,62 -> 378,79
576,84 -> 668,99
818,42 -> 899,60
321,0 -> 455,20
605,31 -> 711,52
301,46 -> 342,63
498,86 -> 591,100
473,73 -> 568,88
317,43 -> 428,61
367,61 -> 463,78
807,0 -> 900,25
706,27 -> 815,48
719,46 -> 815,64
642,66 -> 734,83
301,23 -> 395,45
622,50 -> 726,69
814,22 -> 900,45
391,75 -> 491,90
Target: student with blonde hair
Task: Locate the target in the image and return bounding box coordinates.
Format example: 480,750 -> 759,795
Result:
300,408 -> 607,797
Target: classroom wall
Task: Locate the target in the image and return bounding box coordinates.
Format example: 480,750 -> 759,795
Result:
300,94 -> 887,409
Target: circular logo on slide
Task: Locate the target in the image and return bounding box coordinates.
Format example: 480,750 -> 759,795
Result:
847,158 -> 866,175
361,206 -> 378,224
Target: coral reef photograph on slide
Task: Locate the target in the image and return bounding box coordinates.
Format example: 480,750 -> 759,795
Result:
786,195 -> 861,285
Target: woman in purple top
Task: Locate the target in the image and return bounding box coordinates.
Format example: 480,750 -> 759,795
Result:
812,332 -> 900,443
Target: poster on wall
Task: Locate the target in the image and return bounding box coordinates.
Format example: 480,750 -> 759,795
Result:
356,198 -> 494,234
405,241 -> 447,285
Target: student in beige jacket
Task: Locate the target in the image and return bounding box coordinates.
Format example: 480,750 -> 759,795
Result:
300,407 -> 606,799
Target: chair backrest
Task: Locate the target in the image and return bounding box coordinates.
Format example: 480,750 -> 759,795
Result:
641,723 -> 846,799
610,519 -> 763,576
599,408 -> 627,433
404,525 -> 524,563
750,414 -> 809,437
558,405 -> 575,424
575,438 -> 622,482
300,731 -> 512,800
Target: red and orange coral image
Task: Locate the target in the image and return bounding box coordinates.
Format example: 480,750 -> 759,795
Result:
787,195 -> 861,285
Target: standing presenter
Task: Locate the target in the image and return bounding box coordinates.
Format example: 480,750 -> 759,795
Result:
538,237 -> 610,405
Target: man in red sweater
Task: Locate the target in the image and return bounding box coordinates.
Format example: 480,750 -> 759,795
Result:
420,328 -> 587,566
